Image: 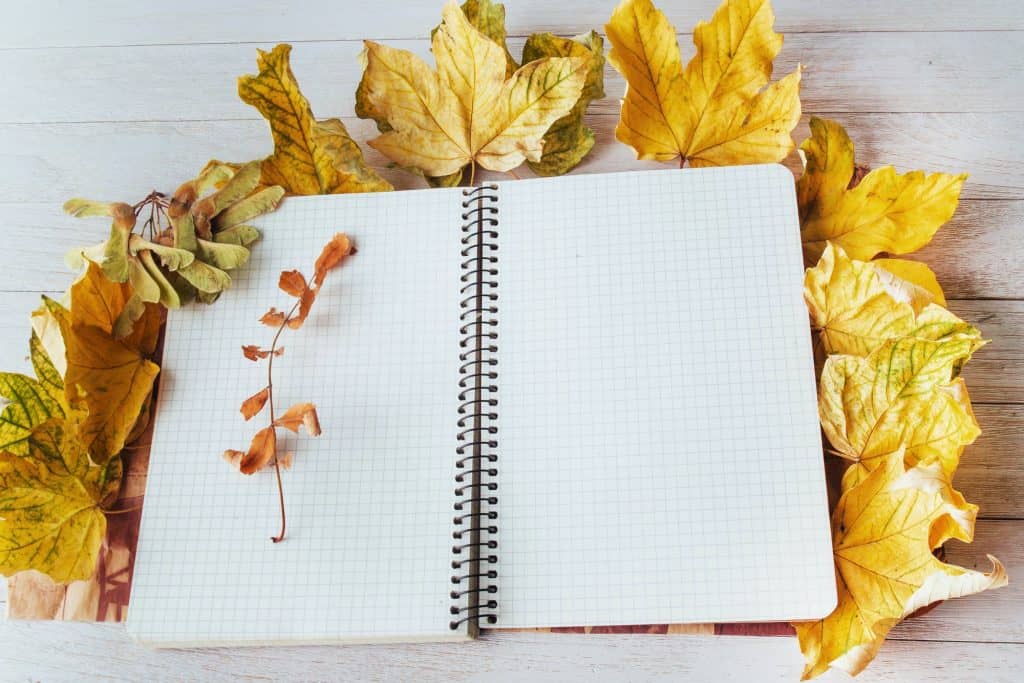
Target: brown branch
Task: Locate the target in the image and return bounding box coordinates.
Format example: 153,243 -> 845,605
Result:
267,297 -> 302,544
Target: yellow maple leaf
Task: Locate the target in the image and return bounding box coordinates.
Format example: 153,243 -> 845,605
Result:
794,451 -> 1006,679
359,1 -> 588,180
0,415 -> 122,583
605,0 -> 801,166
238,44 -> 392,195
45,297 -> 159,465
69,259 -> 163,357
798,117 -> 966,263
819,335 -> 982,488
805,244 -> 982,357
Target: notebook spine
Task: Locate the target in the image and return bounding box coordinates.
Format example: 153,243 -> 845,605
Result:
450,184 -> 500,632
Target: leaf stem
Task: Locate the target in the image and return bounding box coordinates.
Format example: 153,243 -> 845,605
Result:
267,297 -> 302,544
469,160 -> 477,187
104,505 -> 142,515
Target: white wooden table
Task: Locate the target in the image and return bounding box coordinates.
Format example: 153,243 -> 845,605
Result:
1,1 -> 1022,680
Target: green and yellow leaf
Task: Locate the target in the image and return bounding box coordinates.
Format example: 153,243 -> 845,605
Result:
0,334 -> 66,456
522,30 -> 606,176
238,43 -> 392,195
0,416 -> 122,583
819,336 -> 982,487
359,1 -> 587,178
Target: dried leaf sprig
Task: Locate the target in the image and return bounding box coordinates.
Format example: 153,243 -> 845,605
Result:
224,233 -> 355,543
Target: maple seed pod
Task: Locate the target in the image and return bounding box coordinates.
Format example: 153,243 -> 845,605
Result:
167,181 -> 197,220
110,202 -> 136,229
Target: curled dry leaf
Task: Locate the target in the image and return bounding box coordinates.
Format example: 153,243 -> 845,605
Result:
239,426 -> 277,476
605,0 -> 801,167
313,233 -> 354,285
260,308 -> 288,327
798,117 -> 966,263
242,345 -> 271,361
240,387 -> 270,420
278,270 -> 307,297
794,451 -> 1007,680
273,403 -> 321,436
804,244 -> 982,358
288,289 -> 317,330
222,449 -> 245,471
358,1 -> 588,180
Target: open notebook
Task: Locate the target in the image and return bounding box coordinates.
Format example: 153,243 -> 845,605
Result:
127,165 -> 836,646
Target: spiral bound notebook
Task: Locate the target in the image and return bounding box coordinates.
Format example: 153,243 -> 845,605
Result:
127,165 -> 837,647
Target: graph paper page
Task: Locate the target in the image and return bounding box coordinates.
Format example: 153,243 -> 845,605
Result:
128,189 -> 468,645
496,166 -> 836,627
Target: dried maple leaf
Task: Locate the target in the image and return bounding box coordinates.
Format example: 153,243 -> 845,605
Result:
0,415 -> 122,583
356,0 -> 603,183
794,451 -> 1006,679
0,333 -> 65,456
237,44 -> 392,195
358,2 -> 588,181
45,297 -> 159,465
804,244 -> 982,357
605,0 -> 801,167
798,117 -> 967,263
819,336 -> 982,489
70,260 -> 163,356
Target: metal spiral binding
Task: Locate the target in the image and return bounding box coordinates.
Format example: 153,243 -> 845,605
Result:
450,184 -> 500,632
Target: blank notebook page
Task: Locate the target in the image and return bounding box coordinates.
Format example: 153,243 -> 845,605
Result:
496,166 -> 836,628
128,189 -> 468,645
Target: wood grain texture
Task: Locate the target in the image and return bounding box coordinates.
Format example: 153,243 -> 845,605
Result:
2,195 -> 1018,298
0,625 -> 1021,682
1,32 -> 1021,125
0,0 -> 1021,679
4,113 -> 1022,201
0,0 -> 1020,47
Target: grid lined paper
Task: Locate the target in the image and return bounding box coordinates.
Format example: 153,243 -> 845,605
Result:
496,166 -> 836,628
127,189 -> 470,646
